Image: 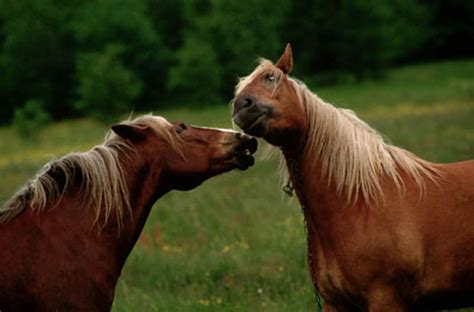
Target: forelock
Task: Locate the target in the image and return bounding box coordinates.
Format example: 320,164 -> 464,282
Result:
235,59 -> 283,95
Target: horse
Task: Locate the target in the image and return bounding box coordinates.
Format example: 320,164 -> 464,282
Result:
0,114 -> 257,311
232,44 -> 474,311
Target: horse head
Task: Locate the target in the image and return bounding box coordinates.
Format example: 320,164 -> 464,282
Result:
112,116 -> 257,191
232,44 -> 307,149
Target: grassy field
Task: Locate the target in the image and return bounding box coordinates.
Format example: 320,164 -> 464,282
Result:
0,60 -> 473,311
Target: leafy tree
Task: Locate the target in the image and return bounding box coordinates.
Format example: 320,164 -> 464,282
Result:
143,0 -> 188,107
283,0 -> 430,82
168,0 -> 290,103
72,0 -> 165,110
75,44 -> 142,123
0,0 -> 78,123
168,34 -> 222,105
145,0 -> 187,50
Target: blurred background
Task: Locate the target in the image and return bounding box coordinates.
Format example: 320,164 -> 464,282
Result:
0,0 -> 473,125
0,0 -> 473,311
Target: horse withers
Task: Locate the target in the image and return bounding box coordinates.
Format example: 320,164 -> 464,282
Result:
232,44 -> 474,311
0,114 -> 257,311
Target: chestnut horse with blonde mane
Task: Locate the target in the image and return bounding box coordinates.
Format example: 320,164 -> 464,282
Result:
232,44 -> 474,311
0,114 -> 257,311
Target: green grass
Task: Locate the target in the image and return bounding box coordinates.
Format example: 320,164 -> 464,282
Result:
1,60 -> 473,311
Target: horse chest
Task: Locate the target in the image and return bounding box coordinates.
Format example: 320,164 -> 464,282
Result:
305,224 -> 361,304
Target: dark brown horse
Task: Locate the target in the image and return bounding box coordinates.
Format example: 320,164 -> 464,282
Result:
0,114 -> 257,311
232,44 -> 474,311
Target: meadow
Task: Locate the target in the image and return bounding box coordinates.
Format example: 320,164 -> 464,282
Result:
0,60 -> 473,311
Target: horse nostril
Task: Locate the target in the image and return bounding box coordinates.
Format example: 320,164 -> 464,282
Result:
234,96 -> 256,112
243,98 -> 253,108
248,137 -> 258,153
235,135 -> 258,154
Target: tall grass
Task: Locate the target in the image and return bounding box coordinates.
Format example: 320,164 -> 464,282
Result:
0,60 -> 473,311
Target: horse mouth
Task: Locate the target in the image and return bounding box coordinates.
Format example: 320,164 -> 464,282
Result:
236,114 -> 268,137
233,137 -> 258,170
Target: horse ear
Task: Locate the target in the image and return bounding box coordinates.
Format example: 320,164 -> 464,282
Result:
275,43 -> 293,74
111,124 -> 149,143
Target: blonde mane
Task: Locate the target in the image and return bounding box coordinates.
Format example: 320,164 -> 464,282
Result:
238,60 -> 439,204
0,114 -> 181,228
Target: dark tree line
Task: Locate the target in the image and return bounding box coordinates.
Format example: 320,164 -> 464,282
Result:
0,0 -> 472,124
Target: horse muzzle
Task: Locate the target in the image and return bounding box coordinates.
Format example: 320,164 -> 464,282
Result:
230,133 -> 258,170
232,95 -> 271,137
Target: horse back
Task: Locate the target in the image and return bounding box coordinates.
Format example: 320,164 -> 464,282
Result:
427,159 -> 474,231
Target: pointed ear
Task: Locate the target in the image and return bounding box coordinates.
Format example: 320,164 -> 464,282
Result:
111,124 -> 149,143
275,43 -> 293,74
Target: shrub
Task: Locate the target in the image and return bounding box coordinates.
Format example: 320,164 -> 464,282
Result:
14,99 -> 51,139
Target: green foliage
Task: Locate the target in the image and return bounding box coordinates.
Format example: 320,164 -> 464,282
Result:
283,0 -> 431,83
72,0 -> 157,50
185,0 -> 290,97
0,0 -> 77,122
75,44 -> 142,123
13,99 -> 51,139
71,0 -> 165,110
168,35 -> 223,105
0,0 -> 472,123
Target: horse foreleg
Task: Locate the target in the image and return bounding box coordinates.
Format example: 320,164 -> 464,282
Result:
367,286 -> 406,312
323,303 -> 362,312
323,304 -> 342,312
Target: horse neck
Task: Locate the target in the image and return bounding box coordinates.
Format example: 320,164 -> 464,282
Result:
63,156 -> 168,278
113,157 -> 170,265
283,147 -> 355,232
283,90 -> 373,220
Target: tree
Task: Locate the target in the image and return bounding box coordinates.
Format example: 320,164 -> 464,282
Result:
72,0 -> 164,110
168,34 -> 222,106
75,44 -> 142,123
0,0 -> 78,123
283,0 -> 430,82
169,0 -> 290,102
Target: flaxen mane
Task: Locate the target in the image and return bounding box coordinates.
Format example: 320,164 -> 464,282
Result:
237,60 -> 440,204
0,115 -> 181,227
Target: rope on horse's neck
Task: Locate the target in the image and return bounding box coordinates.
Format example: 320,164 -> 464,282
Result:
282,125 -> 310,198
282,149 -> 323,311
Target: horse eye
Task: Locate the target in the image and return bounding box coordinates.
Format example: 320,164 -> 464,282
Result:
176,123 -> 187,134
264,73 -> 275,82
